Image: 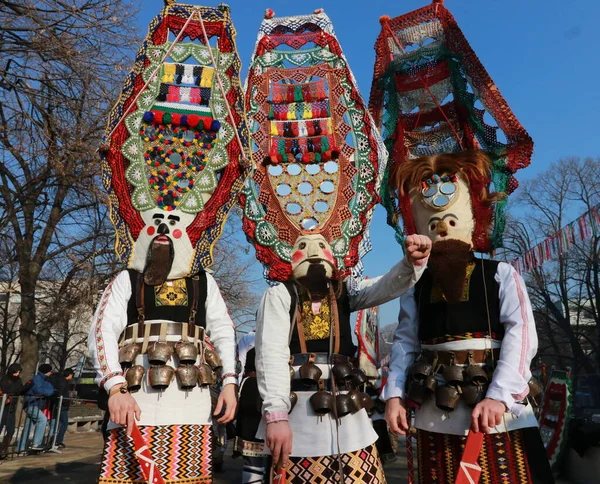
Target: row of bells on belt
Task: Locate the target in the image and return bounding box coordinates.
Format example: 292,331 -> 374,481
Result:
406,359 -> 490,411
288,358 -> 374,417
119,341 -> 222,391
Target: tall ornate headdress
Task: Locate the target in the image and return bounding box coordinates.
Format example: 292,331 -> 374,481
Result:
369,0 -> 532,252
101,2 -> 251,276
240,9 -> 388,282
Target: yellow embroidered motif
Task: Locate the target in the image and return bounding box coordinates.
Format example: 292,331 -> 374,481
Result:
155,279 -> 188,306
301,299 -> 332,340
431,263 -> 476,303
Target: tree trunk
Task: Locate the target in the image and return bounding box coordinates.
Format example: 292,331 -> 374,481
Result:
18,282 -> 38,381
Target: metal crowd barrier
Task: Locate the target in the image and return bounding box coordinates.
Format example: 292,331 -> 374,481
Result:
0,394 -> 102,460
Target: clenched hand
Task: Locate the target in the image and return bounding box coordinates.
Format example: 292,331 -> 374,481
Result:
404,234 -> 432,266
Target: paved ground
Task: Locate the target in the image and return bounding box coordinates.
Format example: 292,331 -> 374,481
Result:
0,432 -> 412,483
0,431 -> 573,483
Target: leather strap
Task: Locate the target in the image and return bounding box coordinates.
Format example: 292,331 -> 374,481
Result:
290,353 -> 350,366
423,349 -> 500,367
329,285 -> 340,355
136,272 -> 145,326
291,379 -> 333,392
124,322 -> 201,341
295,304 -> 308,354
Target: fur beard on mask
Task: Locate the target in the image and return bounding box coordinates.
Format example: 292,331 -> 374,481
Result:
143,239 -> 174,286
295,263 -> 330,297
428,239 -> 474,304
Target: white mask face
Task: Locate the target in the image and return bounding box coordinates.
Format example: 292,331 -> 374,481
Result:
410,174 -> 474,246
291,234 -> 335,280
130,209 -> 196,279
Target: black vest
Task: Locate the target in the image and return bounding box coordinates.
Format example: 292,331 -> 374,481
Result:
415,258 -> 504,342
284,281 -> 356,357
125,269 -> 208,327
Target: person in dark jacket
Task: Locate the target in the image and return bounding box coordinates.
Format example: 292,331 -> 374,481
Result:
49,368 -> 74,449
0,363 -> 26,458
18,363 -> 54,452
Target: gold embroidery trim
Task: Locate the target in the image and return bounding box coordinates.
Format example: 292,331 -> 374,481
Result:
155,279 -> 188,306
300,298 -> 332,341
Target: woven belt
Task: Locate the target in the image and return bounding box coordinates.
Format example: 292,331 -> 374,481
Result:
422,348 -> 500,366
290,353 -> 351,366
291,379 -> 334,392
123,322 -> 205,341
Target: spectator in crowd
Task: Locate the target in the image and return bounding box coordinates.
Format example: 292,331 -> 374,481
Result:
49,368 -> 74,450
18,363 -> 54,452
0,363 -> 27,458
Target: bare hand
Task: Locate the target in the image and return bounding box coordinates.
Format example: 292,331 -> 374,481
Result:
385,397 -> 409,435
213,383 -> 237,424
266,420 -> 293,470
471,398 -> 507,433
108,390 -> 141,436
405,234 -> 432,266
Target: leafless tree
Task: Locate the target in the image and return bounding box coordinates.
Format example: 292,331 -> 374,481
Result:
0,0 -> 138,378
210,210 -> 262,334
502,157 -> 600,377
0,237 -> 21,372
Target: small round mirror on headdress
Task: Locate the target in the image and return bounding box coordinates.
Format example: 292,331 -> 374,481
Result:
421,174 -> 459,210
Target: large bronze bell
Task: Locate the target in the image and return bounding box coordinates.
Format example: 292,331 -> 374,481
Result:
408,359 -> 433,382
442,365 -> 464,385
289,392 -> 298,413
176,365 -> 199,390
335,393 -> 354,417
299,362 -> 322,386
360,392 -> 374,413
147,342 -> 174,365
348,389 -> 363,412
148,365 -> 175,390
424,374 -> 438,393
198,363 -> 215,387
406,380 -> 427,405
309,391 -> 334,416
351,368 -> 368,387
125,365 -> 145,393
175,341 -> 198,365
462,383 -> 485,407
528,377 -> 544,405
332,362 -> 354,384
435,384 -> 462,412
465,365 -> 488,385
204,348 -> 223,370
119,344 -> 140,367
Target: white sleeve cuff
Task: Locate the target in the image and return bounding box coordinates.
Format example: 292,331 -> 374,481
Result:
485,384 -> 515,411
222,376 -> 238,387
103,375 -> 126,393
382,379 -> 406,401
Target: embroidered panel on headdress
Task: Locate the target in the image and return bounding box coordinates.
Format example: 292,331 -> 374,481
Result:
101,3 -> 251,271
241,9 -> 388,283
369,2 -> 533,251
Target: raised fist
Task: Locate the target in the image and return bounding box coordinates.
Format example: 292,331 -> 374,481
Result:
404,234 -> 431,266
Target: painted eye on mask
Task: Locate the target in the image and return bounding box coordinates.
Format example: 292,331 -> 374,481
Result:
299,242 -> 306,250
154,219 -> 161,226
169,220 -> 176,226
319,242 -> 325,249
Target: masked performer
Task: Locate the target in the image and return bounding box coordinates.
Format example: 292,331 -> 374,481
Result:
234,331 -> 269,483
88,3 -> 251,483
255,233 -> 430,483
383,151 -> 554,484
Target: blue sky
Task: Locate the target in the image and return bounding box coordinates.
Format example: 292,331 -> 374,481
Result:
136,0 -> 600,326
